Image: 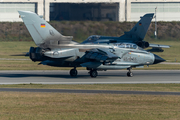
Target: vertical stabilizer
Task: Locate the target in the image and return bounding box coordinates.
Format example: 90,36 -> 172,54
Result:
120,13 -> 154,41
18,11 -> 73,47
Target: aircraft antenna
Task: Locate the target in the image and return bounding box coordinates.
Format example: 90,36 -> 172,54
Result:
154,7 -> 157,39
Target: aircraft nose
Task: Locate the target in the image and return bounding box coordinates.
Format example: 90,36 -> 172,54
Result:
153,54 -> 165,64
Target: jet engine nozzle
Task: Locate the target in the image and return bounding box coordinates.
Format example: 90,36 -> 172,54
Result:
153,54 -> 165,64
137,41 -> 149,48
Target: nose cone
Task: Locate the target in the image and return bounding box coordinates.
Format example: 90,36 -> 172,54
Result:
153,54 -> 166,64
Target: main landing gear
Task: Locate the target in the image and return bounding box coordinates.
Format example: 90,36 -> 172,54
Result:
127,68 -> 133,77
69,67 -> 133,77
89,69 -> 98,78
70,68 -> 78,77
69,68 -> 98,78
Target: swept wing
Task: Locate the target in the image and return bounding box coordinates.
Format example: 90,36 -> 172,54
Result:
147,44 -> 170,52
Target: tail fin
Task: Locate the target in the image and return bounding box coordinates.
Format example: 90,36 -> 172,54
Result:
120,13 -> 154,41
18,11 -> 73,48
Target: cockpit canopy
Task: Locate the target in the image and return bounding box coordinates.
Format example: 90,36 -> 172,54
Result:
81,36 -> 144,51
114,43 -> 144,50
81,35 -> 101,44
86,35 -> 100,41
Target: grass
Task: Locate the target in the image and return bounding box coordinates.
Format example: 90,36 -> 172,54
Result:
1,23 -> 180,120
0,41 -> 35,59
0,92 -> 180,120
146,40 -> 180,62
0,41 -> 179,70
1,83 -> 180,92
0,40 -> 179,120
136,64 -> 180,70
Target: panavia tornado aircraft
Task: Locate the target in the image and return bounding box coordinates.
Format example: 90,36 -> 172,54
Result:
18,11 -> 165,77
82,13 -> 169,52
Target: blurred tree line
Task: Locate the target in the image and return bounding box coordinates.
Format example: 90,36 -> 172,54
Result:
0,21 -> 180,42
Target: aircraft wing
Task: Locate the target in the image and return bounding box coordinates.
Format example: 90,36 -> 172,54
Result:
85,48 -> 119,62
147,44 -> 170,52
149,44 -> 170,48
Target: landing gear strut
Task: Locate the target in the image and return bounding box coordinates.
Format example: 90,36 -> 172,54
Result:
70,68 -> 78,77
90,69 -> 98,78
127,68 -> 133,77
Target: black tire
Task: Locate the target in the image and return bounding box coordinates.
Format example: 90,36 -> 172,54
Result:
127,72 -> 133,77
70,69 -> 78,77
90,70 -> 98,78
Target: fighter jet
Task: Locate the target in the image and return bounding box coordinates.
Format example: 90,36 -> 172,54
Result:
81,13 -> 170,52
18,11 -> 165,77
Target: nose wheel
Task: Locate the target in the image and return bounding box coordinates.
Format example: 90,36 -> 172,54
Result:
70,68 -> 78,77
90,70 -> 98,78
127,72 -> 133,77
127,68 -> 133,77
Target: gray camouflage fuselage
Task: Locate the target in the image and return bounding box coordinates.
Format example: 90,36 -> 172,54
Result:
39,43 -> 155,70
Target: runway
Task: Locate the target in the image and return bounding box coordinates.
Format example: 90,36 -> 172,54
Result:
1,88 -> 180,95
0,70 -> 180,84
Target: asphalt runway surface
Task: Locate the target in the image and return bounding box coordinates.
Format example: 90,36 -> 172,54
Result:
0,70 -> 179,84
0,88 -> 180,96
0,70 -> 180,95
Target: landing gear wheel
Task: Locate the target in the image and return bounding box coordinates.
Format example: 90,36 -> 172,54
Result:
127,67 -> 133,77
70,69 -> 78,77
90,70 -> 98,78
127,72 -> 133,77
